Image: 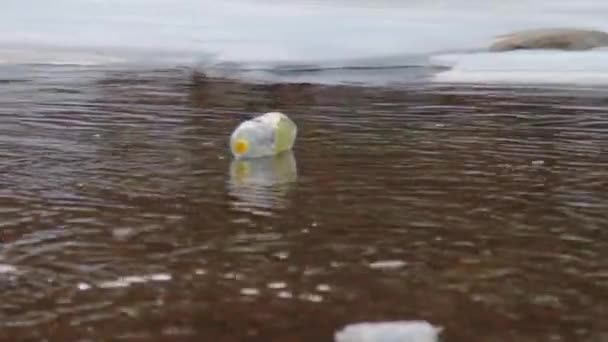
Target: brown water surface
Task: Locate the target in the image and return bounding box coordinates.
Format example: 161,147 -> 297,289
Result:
0,65 -> 607,341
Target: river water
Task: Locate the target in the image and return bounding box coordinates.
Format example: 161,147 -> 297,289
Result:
0,65 -> 606,341
1,1 -> 608,341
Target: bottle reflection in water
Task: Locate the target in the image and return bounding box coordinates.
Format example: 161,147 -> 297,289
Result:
228,150 -> 297,215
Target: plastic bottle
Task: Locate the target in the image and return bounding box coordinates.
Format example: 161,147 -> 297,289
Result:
229,111 -> 297,159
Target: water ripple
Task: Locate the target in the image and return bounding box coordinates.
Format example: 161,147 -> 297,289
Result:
0,68 -> 606,341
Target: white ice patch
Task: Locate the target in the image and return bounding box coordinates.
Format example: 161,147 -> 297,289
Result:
335,321 -> 442,342
431,49 -> 608,85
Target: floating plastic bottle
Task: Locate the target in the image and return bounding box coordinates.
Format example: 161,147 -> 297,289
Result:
334,321 -> 442,342
229,112 -> 297,159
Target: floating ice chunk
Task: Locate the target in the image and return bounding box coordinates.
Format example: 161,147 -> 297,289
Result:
368,260 -> 408,270
148,273 -> 172,281
299,293 -> 323,303
335,321 -> 442,342
316,284 -> 332,292
240,288 -> 260,296
77,282 -> 92,291
97,273 -> 172,289
0,264 -> 17,274
268,282 -> 287,289
277,291 -> 293,299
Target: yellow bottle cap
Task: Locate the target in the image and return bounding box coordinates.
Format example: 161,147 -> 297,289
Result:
234,138 -> 249,155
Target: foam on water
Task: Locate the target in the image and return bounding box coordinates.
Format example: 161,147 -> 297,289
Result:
2,0 -> 608,84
